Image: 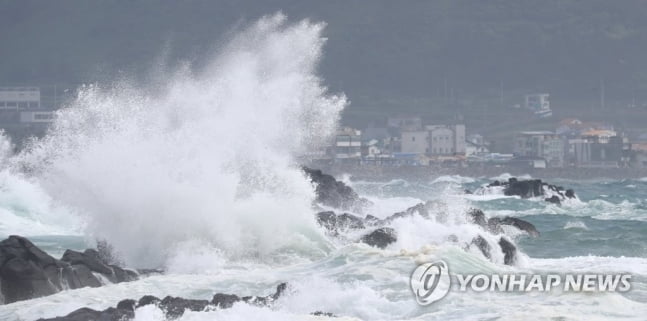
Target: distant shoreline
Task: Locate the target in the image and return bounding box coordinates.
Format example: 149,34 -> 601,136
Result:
313,164 -> 647,182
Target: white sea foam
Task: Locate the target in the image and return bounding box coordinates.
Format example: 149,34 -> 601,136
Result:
9,13 -> 345,268
0,13 -> 645,321
431,175 -> 476,185
563,220 -> 589,230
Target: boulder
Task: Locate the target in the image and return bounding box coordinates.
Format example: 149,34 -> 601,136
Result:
212,293 -> 241,309
382,202 -> 429,223
35,306 -> 134,321
360,228 -> 397,249
159,296 -> 210,318
37,283 -> 290,321
467,209 -> 487,229
0,235 -> 67,303
315,211 -> 365,233
471,235 -> 491,259
503,178 -> 543,198
482,177 -> 576,204
0,235 -> 138,304
498,237 -> 517,265
544,195 -> 561,205
302,167 -> 372,212
488,217 -> 539,237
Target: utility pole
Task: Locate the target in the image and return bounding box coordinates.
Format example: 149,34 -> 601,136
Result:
600,77 -> 605,109
499,80 -> 504,108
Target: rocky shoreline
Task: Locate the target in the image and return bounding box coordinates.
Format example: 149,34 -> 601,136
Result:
0,235 -> 142,305
0,167 -> 574,320
311,164 -> 647,182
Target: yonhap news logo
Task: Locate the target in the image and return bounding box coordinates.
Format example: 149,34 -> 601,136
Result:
410,261 -> 451,305
410,260 -> 632,305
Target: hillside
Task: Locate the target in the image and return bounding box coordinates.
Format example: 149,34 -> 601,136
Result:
2,0 -> 647,115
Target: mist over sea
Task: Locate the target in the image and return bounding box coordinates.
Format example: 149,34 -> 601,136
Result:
0,14 -> 645,320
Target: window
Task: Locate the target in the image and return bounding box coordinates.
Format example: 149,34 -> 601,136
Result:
34,114 -> 53,120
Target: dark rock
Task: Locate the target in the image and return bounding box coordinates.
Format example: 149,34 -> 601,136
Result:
500,217 -> 540,237
302,167 -> 372,212
116,299 -> 136,312
487,216 -> 539,237
360,228 -> 397,249
61,249 -> 113,275
61,264 -> 102,289
316,211 -> 365,233
471,235 -> 491,259
382,202 -> 429,223
498,237 -> 517,265
484,177 -> 576,204
364,214 -> 381,225
137,295 -> 161,307
312,311 -> 336,317
544,195 -> 561,205
61,248 -> 136,284
467,209 -> 487,229
486,217 -> 504,234
504,179 -> 543,198
159,296 -> 210,318
272,282 -> 288,300
0,235 -> 66,303
36,306 -> 134,321
0,235 -> 139,304
40,283 -> 289,320
212,293 -> 240,308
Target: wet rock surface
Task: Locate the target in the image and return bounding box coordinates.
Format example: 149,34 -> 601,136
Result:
302,166 -> 372,213
37,283 -> 290,321
481,177 -> 576,204
0,235 -> 138,304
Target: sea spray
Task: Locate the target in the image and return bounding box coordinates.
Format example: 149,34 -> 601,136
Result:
12,13 -> 346,268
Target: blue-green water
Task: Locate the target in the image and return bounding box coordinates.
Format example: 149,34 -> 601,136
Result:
1,173 -> 647,320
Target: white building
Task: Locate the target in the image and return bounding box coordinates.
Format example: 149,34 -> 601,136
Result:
400,124 -> 466,156
524,93 -> 551,117
427,124 -> 465,156
334,127 -> 362,160
20,110 -> 55,123
400,130 -> 428,154
514,131 -> 564,167
0,87 -> 41,109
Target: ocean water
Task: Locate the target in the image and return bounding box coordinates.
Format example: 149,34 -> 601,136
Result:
1,14 -> 647,321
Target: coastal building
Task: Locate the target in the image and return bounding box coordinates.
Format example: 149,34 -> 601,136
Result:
465,134 -> 489,156
400,130 -> 428,154
514,131 -> 564,167
0,87 -> 41,109
556,118 -> 613,137
426,124 -> 465,156
400,124 -> 466,157
567,132 -> 629,168
333,127 -> 362,162
524,93 -> 552,117
19,110 -> 55,123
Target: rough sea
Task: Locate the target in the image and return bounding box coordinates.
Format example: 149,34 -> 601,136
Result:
0,14 -> 646,321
